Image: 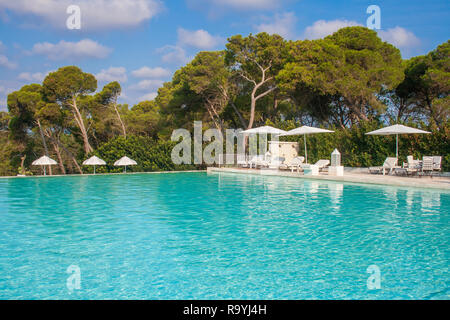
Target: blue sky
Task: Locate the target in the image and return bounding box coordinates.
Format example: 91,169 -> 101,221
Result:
0,0 -> 449,111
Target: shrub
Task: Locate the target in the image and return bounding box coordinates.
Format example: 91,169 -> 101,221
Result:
91,135 -> 197,173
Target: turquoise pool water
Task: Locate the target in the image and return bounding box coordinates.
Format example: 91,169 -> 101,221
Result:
0,172 -> 448,299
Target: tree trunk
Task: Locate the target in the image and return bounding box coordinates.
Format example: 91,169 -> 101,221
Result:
206,103 -> 223,133
230,102 -> 247,128
114,102 -> 127,138
248,94 -> 257,129
44,130 -> 83,175
241,65 -> 276,129
52,141 -> 66,175
20,155 -> 26,175
71,97 -> 93,155
37,120 -> 52,175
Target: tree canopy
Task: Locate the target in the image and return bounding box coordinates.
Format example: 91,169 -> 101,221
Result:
1,27 -> 448,176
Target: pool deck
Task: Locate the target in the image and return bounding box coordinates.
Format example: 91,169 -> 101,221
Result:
207,167 -> 450,191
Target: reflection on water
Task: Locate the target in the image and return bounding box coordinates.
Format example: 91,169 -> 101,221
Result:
0,172 -> 448,299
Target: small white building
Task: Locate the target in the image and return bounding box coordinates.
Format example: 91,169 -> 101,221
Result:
268,141 -> 299,164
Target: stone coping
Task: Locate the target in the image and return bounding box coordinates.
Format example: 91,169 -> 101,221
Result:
207,167 -> 450,191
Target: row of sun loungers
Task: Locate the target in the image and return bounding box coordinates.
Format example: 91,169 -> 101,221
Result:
237,153 -> 443,177
239,154 -> 330,173
369,156 -> 442,176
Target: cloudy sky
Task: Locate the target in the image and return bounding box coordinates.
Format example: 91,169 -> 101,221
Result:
0,0 -> 449,111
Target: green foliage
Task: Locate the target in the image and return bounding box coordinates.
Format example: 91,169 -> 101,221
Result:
276,120 -> 450,171
126,101 -> 160,138
278,27 -> 404,125
1,29 -> 448,176
394,40 -> 449,126
42,66 -> 97,104
92,135 -> 196,173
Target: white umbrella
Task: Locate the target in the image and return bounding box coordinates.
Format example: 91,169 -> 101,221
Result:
32,155 -> 57,176
366,124 -> 430,159
241,125 -> 287,135
83,156 -> 106,174
280,126 -> 334,163
240,126 -> 287,160
114,156 -> 137,173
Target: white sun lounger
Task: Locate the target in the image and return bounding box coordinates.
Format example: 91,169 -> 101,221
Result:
314,159 -> 330,172
280,156 -> 305,172
369,157 -> 399,175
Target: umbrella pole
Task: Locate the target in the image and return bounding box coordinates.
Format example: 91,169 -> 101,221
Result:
396,134 -> 398,160
94,165 -> 96,175
124,166 -> 127,173
304,134 -> 307,164
43,166 -> 46,176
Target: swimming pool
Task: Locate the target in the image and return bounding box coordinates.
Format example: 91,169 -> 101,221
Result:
0,172 -> 448,299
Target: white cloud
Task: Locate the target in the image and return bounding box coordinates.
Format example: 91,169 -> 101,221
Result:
0,85 -> 15,111
0,41 -> 5,52
139,92 -> 158,101
158,45 -> 190,64
378,27 -> 420,49
31,39 -> 112,60
211,0 -> 276,10
0,54 -> 16,69
303,19 -> 362,40
255,12 -> 297,39
131,79 -> 164,91
131,66 -> 171,78
18,71 -> 50,82
177,28 -> 223,49
0,0 -> 161,30
95,67 -> 127,83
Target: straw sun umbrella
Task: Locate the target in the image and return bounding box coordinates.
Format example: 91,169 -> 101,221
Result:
114,156 -> 137,173
83,156 -> 106,174
280,126 -> 334,164
366,124 -> 431,159
32,155 -> 57,176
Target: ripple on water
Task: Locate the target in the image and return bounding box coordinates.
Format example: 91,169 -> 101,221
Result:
0,172 -> 448,299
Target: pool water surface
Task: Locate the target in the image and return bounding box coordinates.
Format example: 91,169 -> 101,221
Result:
0,172 -> 448,299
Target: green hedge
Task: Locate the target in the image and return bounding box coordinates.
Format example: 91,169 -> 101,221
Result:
275,121 -> 450,171
88,135 -> 197,173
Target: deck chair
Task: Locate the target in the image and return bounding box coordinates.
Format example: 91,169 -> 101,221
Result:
421,156 -> 434,176
369,157 -> 399,175
249,155 -> 268,168
402,155 -> 420,175
268,156 -> 286,169
314,159 -> 330,172
237,154 -> 249,168
403,155 -> 420,169
432,156 -> 442,172
281,156 -> 305,172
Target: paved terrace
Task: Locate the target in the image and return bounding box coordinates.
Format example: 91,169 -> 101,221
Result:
207,167 -> 450,191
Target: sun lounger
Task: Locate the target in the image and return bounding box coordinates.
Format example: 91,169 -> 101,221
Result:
267,156 -> 286,169
314,159 -> 330,172
280,156 -> 305,172
248,155 -> 269,168
299,159 -> 330,175
432,156 -> 442,172
369,157 -> 399,175
403,155 -> 420,169
237,154 -> 249,168
399,155 -> 420,176
421,156 -> 434,176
